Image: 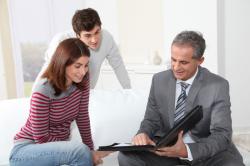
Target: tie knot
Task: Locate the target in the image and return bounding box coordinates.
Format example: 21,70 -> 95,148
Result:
180,82 -> 189,90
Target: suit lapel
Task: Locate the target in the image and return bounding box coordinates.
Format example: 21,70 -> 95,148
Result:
186,67 -> 203,113
167,72 -> 177,128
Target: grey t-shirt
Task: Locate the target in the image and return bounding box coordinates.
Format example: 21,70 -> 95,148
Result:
35,29 -> 131,89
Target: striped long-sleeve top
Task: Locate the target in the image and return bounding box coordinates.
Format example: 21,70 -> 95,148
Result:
14,78 -> 94,150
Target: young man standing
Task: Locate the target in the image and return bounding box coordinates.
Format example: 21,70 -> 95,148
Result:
35,8 -> 131,89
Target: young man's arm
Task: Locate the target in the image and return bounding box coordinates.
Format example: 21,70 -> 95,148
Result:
105,31 -> 131,89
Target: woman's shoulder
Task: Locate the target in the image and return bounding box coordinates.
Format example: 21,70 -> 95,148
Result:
32,78 -> 54,98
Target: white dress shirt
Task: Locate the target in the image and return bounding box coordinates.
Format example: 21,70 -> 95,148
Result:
175,68 -> 199,161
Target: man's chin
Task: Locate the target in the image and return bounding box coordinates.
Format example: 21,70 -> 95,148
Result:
174,74 -> 185,80
89,44 -> 99,50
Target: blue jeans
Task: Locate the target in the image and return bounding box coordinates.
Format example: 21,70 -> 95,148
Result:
9,140 -> 93,166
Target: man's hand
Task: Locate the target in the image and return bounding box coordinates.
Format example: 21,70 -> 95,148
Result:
154,131 -> 188,158
132,133 -> 155,146
92,151 -> 113,165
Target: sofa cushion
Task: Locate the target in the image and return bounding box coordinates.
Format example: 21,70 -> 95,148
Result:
0,98 -> 30,165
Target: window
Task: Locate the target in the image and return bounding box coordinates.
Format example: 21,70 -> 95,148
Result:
8,0 -> 85,96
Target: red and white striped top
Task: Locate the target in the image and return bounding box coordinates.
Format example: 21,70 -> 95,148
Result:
14,79 -> 94,150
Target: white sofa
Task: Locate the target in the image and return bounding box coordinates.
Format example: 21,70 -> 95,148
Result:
0,89 -> 250,166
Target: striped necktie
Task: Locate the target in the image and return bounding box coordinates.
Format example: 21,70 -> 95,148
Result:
174,82 -> 189,124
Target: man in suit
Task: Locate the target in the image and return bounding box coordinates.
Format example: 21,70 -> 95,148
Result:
118,31 -> 244,166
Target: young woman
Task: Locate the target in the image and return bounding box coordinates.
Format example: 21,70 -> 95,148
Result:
9,38 -> 107,166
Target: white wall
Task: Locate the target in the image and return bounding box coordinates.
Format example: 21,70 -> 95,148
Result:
163,0 -> 218,73
84,0 -> 165,64
224,0 -> 250,128
84,0 -> 120,44
50,0 -> 85,37
117,0 -> 165,64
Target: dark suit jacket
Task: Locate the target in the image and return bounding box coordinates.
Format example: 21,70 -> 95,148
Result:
138,66 -> 241,163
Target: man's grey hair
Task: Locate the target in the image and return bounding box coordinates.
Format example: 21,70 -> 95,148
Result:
172,30 -> 206,59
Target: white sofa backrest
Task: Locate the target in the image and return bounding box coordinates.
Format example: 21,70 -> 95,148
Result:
89,89 -> 148,148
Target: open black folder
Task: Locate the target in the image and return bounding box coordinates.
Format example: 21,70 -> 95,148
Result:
98,105 -> 203,152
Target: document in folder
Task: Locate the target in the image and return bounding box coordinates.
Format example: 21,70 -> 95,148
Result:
98,105 -> 203,152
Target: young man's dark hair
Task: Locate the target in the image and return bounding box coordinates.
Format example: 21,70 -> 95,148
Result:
72,8 -> 102,35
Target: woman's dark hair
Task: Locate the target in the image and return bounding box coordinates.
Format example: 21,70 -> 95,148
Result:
72,8 -> 102,35
42,38 -> 90,96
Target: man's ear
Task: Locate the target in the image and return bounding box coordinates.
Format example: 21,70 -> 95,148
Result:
76,34 -> 80,38
199,56 -> 205,65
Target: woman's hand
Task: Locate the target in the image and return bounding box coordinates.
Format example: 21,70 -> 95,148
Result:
92,150 -> 113,165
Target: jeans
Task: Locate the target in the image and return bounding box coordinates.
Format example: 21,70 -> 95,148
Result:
9,140 -> 93,166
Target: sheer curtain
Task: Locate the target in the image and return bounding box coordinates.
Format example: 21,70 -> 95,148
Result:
0,0 -> 23,99
6,0 -> 85,97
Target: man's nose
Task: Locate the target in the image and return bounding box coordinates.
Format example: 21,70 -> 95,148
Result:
173,62 -> 181,70
90,36 -> 97,43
